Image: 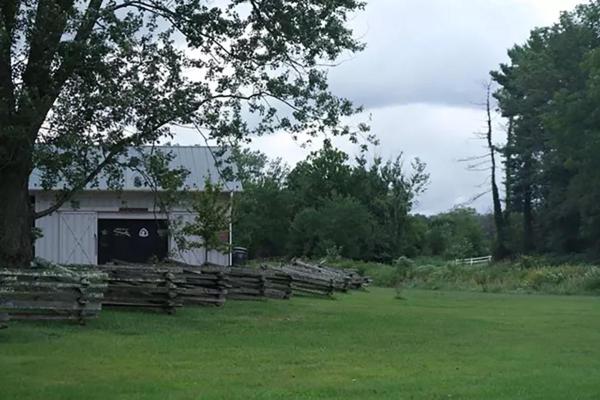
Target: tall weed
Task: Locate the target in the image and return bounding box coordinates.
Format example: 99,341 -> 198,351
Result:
329,258 -> 600,296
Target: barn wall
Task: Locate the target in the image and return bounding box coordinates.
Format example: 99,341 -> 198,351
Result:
34,211 -> 60,263
35,191 -> 185,213
169,212 -> 230,267
34,191 -> 231,266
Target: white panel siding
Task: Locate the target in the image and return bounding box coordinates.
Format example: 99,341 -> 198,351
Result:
169,213 -> 230,267
33,192 -> 230,266
207,249 -> 230,267
35,213 -> 60,262
58,212 -> 97,265
35,192 -> 194,214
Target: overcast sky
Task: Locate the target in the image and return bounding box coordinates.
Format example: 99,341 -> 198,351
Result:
175,0 -> 583,215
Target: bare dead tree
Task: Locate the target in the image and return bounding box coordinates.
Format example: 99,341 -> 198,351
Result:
459,82 -> 510,259
485,83 -> 509,259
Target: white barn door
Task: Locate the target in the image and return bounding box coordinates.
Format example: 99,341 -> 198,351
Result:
59,212 -> 97,265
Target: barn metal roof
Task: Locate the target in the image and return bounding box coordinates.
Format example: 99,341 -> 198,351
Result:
29,146 -> 242,192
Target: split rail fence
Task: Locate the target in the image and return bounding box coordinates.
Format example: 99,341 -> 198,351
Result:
98,264 -> 183,314
0,312 -> 7,329
218,266 -> 294,301
0,259 -> 371,327
179,268 -> 228,306
0,266 -> 107,324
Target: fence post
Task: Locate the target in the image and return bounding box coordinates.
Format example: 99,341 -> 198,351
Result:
165,271 -> 178,315
259,273 -> 267,298
286,274 -> 293,299
343,276 -> 351,292
77,276 -> 91,326
0,313 -> 8,329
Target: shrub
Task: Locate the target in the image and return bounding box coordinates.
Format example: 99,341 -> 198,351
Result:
371,265 -> 405,288
393,256 -> 415,269
288,197 -> 374,260
516,255 -> 545,270
583,268 -> 600,292
525,269 -> 566,290
330,258 -> 600,296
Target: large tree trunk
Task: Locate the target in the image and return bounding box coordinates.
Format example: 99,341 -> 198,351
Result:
523,183 -> 534,253
0,160 -> 34,267
504,117 -> 514,219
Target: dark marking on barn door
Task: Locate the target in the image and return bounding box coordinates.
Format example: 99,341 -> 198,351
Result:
98,219 -> 169,264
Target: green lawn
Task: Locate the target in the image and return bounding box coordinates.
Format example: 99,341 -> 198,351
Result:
1,289 -> 599,399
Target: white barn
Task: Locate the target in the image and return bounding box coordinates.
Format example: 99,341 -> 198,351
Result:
29,146 -> 242,266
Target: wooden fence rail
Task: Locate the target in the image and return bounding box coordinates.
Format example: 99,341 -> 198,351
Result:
290,274 -> 335,298
275,260 -> 371,297
288,260 -> 371,291
179,268 -> 228,307
98,265 -> 183,314
263,269 -> 294,300
0,259 -> 372,328
198,265 -> 293,301
454,256 -> 493,266
0,312 -> 9,329
0,267 -> 107,324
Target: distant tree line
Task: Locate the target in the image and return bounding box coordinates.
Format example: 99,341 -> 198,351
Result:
233,142 -> 492,262
490,1 -> 600,259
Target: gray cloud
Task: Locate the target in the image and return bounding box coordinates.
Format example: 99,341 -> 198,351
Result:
249,103 -> 499,215
174,0 -> 581,214
328,0 -> 574,110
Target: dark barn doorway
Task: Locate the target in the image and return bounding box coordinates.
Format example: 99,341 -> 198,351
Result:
98,219 -> 169,264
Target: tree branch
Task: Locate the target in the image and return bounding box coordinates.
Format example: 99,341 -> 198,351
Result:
34,146 -> 126,220
51,0 -> 104,92
33,89 -> 257,219
20,0 -> 76,114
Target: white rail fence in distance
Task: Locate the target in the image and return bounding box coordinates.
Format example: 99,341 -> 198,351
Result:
454,256 -> 493,266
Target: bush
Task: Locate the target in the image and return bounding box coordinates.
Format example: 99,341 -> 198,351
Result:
410,263 -> 600,295
393,256 -> 415,269
288,197 -> 374,260
370,265 -> 404,288
328,257 -> 600,296
525,269 -> 566,289
516,255 -> 546,270
424,208 -> 491,259
583,269 -> 600,292
327,259 -> 407,287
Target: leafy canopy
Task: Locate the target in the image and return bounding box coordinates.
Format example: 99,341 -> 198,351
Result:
0,0 -> 366,215
233,142 -> 431,261
180,178 -> 231,259
492,0 -> 600,257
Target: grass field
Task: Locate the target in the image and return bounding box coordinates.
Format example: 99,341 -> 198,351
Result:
1,289 -> 600,399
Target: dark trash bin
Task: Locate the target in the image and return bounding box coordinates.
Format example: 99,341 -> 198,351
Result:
232,247 -> 248,266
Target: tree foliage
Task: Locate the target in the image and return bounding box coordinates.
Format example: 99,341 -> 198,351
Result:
233,142 -> 435,261
0,0 -> 366,266
232,149 -> 294,258
288,195 -> 375,260
424,208 -> 490,259
492,1 -> 600,258
180,178 -> 231,262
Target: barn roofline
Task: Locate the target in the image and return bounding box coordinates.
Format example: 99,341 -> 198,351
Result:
29,145 -> 243,193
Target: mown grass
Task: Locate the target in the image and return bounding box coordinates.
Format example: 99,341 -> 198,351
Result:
1,289 -> 600,399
